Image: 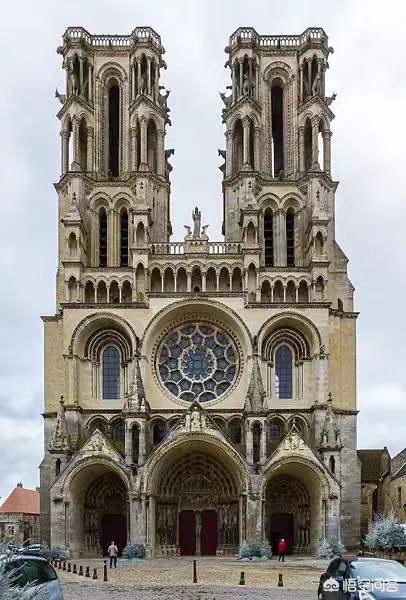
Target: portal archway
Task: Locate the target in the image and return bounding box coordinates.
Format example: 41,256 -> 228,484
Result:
144,436 -> 248,557
262,457 -> 332,554
67,463 -> 129,558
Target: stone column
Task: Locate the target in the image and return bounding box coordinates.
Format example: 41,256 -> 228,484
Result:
79,57 -> 84,97
88,63 -> 93,101
239,58 -> 244,98
157,130 -> 165,176
87,126 -> 94,172
231,62 -> 237,103
298,126 -> 305,173
72,117 -> 80,169
147,57 -> 152,96
140,118 -> 148,168
125,422 -> 133,464
311,117 -> 319,168
137,59 -> 142,95
242,117 -> 251,167
254,127 -> 260,171
225,130 -> 233,176
130,127 -> 137,171
131,63 -> 136,100
322,130 -> 332,175
138,420 -> 147,466
245,421 -> 253,464
202,272 -> 207,292
107,209 -> 114,267
187,271 -> 192,293
154,62 -> 160,101
260,423 -> 267,463
307,61 -> 312,98
275,209 -> 286,266
299,62 -> 304,103
60,130 -> 69,175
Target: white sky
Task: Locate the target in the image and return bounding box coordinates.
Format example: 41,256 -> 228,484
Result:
0,0 -> 405,502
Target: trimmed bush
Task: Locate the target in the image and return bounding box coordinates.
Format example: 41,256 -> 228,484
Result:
0,556 -> 37,600
318,537 -> 345,559
122,542 -> 145,560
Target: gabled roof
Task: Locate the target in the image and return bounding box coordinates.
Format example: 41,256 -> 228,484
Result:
392,448 -> 406,477
0,487 -> 40,515
393,463 -> 406,481
357,449 -> 390,482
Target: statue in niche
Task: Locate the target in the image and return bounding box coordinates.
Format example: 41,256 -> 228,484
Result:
243,74 -> 252,96
312,72 -> 322,96
192,207 -> 201,237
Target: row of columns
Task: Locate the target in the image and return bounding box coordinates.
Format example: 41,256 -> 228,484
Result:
60,121 -> 94,175
299,58 -> 326,103
151,268 -> 242,293
298,121 -> 332,174
130,121 -> 165,175
130,57 -> 160,102
66,57 -> 94,102
226,121 -> 260,176
66,280 -> 138,303
124,420 -> 147,466
231,58 -> 260,103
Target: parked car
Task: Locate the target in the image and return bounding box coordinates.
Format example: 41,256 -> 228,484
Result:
18,543 -> 44,556
3,554 -> 63,599
318,556 -> 406,599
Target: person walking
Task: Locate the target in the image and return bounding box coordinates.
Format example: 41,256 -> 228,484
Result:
277,538 -> 287,562
107,541 -> 118,568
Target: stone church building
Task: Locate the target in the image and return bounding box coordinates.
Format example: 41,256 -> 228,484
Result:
40,25 -> 360,558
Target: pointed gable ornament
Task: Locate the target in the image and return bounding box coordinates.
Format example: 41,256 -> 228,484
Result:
62,192 -> 81,222
245,340 -> 265,412
320,392 -> 343,450
48,396 -> 71,453
123,354 -> 149,414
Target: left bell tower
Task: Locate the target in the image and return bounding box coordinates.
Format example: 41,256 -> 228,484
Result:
55,26 -> 172,307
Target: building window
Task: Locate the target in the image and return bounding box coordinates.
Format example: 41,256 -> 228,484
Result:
108,80 -> 120,177
329,456 -> 336,474
398,486 -> 402,508
120,209 -> 129,267
271,80 -> 284,176
264,209 -> 274,266
275,345 -> 293,399
55,458 -> 61,477
269,421 -> 282,443
102,346 -> 120,399
99,208 -> 108,267
286,208 -> 295,267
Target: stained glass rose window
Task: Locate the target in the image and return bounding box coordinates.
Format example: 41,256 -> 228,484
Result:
157,323 -> 238,402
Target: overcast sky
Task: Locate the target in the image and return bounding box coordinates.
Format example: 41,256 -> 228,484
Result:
0,0 -> 405,503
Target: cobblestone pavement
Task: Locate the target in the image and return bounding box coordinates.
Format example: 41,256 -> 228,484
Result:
60,556 -> 324,598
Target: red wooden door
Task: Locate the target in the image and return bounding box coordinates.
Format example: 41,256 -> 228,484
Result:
270,513 -> 294,554
201,510 -> 217,556
101,514 -> 127,556
179,510 -> 196,555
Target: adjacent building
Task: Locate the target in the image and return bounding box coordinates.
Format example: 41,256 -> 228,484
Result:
0,484 -> 40,546
40,25 -> 360,558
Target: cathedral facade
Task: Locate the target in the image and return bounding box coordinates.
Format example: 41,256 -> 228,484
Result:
40,25 -> 360,558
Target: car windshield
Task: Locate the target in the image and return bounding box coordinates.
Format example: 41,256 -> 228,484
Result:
351,560 -> 406,582
5,559 -> 57,587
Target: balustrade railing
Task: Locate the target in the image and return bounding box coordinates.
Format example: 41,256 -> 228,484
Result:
63,26 -> 162,49
149,242 -> 242,255
228,27 -> 327,49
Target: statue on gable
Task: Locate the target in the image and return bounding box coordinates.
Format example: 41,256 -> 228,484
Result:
192,207 -> 201,237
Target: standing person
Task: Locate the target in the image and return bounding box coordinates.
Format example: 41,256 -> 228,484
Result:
277,538 -> 287,562
107,541 -> 118,568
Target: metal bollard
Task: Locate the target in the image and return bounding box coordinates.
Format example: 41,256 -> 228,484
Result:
67,563 -> 71,573
63,561 -> 66,571
103,560 -> 108,582
93,568 -> 98,580
85,566 -> 90,578
278,573 -> 283,587
73,564 -> 77,574
193,559 -> 197,584
58,560 -> 62,570
79,565 -> 83,576
239,571 -> 245,586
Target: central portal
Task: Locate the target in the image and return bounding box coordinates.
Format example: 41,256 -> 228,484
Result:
178,509 -> 218,556
154,450 -> 240,557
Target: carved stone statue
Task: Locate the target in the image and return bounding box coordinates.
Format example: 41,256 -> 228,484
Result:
312,72 -> 321,96
192,207 -> 201,237
55,88 -> 66,105
325,92 -> 337,106
184,225 -> 192,236
219,91 -> 232,109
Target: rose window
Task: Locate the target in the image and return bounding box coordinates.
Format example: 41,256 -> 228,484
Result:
157,323 -> 238,402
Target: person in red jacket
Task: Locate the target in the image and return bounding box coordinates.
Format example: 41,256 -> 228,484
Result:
277,538 -> 287,562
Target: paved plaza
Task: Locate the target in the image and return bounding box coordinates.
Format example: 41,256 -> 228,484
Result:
60,556 -> 324,599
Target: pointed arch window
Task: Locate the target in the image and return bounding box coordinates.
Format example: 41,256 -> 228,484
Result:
120,209 -> 129,267
271,79 -> 284,176
102,346 -> 120,399
264,209 -> 274,266
286,208 -> 295,267
108,79 -> 120,177
99,208 -> 108,267
275,345 -> 293,399
329,455 -> 336,474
